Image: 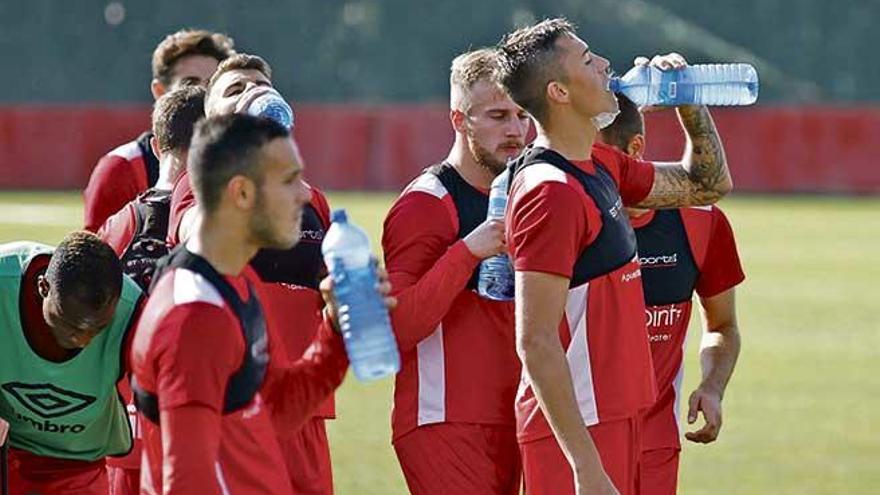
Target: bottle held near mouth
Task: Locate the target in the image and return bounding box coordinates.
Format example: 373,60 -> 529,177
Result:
246,89 -> 295,130
610,63 -> 759,107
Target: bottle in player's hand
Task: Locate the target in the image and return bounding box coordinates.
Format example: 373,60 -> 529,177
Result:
477,171 -> 514,301
611,63 -> 758,107
322,209 -> 400,381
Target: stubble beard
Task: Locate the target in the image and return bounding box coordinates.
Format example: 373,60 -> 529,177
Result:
249,193 -> 298,250
467,132 -> 509,177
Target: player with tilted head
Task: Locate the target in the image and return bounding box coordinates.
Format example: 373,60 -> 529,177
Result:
496,17 -> 732,495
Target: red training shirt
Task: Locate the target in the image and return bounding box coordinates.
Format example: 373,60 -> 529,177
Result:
383,171 -> 521,441
131,262 -> 348,494
166,171 -> 336,419
84,133 -> 156,232
631,205 -> 745,451
506,142 -> 658,443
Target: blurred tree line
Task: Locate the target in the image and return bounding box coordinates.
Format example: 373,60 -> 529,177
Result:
2,0 -> 870,104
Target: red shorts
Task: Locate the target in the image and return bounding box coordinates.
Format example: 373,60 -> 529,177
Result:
520,416 -> 641,495
276,417 -> 334,495
393,423 -> 521,495
7,448 -> 107,495
638,448 -> 679,495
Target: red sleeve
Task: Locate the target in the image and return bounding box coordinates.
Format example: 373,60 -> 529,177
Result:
695,208 -> 745,298
159,405 -> 223,495
96,203 -> 138,257
153,304 -> 243,412
382,191 -> 482,351
167,172 -> 196,246
262,317 -> 348,432
83,155 -> 145,232
508,179 -> 591,278
592,142 -> 655,206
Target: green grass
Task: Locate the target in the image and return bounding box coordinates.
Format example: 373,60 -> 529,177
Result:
1,191 -> 878,494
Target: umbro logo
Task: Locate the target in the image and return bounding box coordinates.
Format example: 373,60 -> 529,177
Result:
2,382 -> 96,419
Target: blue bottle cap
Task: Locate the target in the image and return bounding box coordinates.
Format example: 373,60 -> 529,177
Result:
331,209 -> 348,223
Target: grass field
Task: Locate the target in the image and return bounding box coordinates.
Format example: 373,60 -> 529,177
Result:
1,191 -> 878,494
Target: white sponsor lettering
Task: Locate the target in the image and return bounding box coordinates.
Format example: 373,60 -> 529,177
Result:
639,253 -> 678,267
608,196 -> 623,219
621,267 -> 642,283
300,229 -> 324,241
645,305 -> 684,328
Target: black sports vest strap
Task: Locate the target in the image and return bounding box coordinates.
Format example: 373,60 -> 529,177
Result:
425,162 -> 487,290
510,146 -> 638,287
123,188 -> 171,257
136,131 -> 160,188
249,203 -> 326,289
635,209 -> 700,306
119,188 -> 171,291
134,246 -> 269,424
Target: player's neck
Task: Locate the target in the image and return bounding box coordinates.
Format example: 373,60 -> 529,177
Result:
536,111 -> 596,162
189,214 -> 257,277
446,138 -> 495,190
154,155 -> 178,190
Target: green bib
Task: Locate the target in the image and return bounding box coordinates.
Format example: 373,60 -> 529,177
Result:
0,241 -> 141,461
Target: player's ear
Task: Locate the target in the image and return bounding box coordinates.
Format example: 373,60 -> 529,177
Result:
227,175 -> 258,210
450,109 -> 467,134
37,274 -> 50,299
150,79 -> 167,100
627,134 -> 646,160
150,136 -> 162,160
547,80 -> 570,105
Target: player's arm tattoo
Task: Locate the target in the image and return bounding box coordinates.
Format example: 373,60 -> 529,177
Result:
637,106 -> 731,208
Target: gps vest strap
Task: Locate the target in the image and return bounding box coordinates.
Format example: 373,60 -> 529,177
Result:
425,162 -> 488,290
133,246 -> 269,423
249,202 -> 327,290
136,131 -> 160,189
636,209 -> 700,306
510,146 -> 638,287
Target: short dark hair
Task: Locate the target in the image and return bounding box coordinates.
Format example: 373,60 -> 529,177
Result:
46,231 -> 122,309
206,54 -> 273,96
152,86 -> 206,154
600,94 -> 644,152
152,29 -> 236,86
188,113 -> 289,213
497,18 -> 577,123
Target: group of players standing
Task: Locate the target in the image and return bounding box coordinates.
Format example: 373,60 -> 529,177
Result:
1,16 -> 744,495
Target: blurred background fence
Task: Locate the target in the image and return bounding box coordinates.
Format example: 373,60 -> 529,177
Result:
1,0 -> 877,192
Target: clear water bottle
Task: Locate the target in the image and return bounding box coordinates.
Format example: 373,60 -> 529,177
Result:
246,89 -> 295,130
477,171 -> 514,301
610,63 -> 759,107
322,209 -> 400,381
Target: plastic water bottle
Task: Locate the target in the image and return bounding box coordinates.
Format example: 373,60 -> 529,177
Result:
246,89 -> 295,130
477,171 -> 514,301
610,63 -> 759,107
322,209 -> 400,381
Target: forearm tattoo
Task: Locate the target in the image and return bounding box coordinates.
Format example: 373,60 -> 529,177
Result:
638,106 -> 731,208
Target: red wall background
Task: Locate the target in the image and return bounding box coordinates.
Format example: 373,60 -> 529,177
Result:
1,104 -> 878,193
